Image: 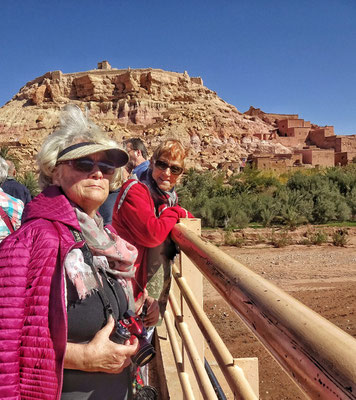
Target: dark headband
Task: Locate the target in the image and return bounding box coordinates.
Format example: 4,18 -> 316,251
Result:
57,142 -> 94,160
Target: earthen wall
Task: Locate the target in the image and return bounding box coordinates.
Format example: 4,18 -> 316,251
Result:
311,133 -> 337,149
254,157 -> 287,171
251,153 -> 303,171
244,107 -> 298,120
335,136 -> 356,152
286,127 -> 310,139
311,126 -> 334,137
278,119 -> 310,134
334,152 -> 356,166
299,149 -> 335,167
190,77 -> 203,85
309,130 -> 327,148
264,113 -> 299,120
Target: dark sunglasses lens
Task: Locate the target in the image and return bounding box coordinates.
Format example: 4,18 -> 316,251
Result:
73,159 -> 94,173
170,166 -> 183,175
155,160 -> 183,175
155,160 -> 169,170
97,161 -> 115,175
72,159 -> 115,175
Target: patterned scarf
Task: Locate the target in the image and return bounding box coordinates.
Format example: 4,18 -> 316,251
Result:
64,208 -> 138,311
140,168 -> 178,216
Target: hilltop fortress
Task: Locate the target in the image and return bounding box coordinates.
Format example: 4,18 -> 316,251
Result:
245,107 -> 356,170
0,61 -> 355,173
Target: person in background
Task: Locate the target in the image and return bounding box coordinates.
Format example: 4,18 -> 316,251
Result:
124,138 -> 150,180
99,137 -> 148,224
98,170 -> 123,225
0,156 -> 24,242
2,159 -> 32,205
112,139 -> 193,320
0,105 -> 146,400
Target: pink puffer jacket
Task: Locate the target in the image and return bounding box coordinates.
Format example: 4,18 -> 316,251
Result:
0,185 -> 83,400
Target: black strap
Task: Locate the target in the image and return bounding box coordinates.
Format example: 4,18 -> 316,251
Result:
57,142 -> 94,159
70,229 -> 113,320
0,205 -> 14,233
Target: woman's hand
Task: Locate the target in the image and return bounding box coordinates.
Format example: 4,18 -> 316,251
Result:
158,204 -> 194,219
64,316 -> 139,374
135,288 -> 148,315
143,296 -> 160,327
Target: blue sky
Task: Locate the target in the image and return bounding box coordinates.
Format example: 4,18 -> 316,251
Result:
1,0 -> 355,134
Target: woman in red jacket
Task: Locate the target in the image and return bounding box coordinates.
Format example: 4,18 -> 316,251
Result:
112,139 -> 193,321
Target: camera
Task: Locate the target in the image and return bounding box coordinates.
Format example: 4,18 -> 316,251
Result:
110,310 -> 156,367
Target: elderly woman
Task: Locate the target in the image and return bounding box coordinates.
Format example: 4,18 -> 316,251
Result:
0,105 -> 142,400
112,139 -> 193,321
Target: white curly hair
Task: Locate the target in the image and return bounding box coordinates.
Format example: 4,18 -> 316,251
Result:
37,104 -> 123,190
0,156 -> 9,185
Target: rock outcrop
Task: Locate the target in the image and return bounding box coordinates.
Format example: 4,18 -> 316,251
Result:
0,63 -> 279,172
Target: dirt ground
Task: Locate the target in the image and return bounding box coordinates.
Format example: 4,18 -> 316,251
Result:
203,241 -> 356,399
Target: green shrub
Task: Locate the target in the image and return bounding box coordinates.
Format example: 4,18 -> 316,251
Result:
0,147 -> 21,171
270,229 -> 291,248
274,187 -> 312,227
229,209 -> 250,229
276,205 -> 308,230
335,200 -> 352,221
229,167 -> 281,194
200,197 -> 231,228
346,187 -> 356,220
260,207 -> 276,227
307,229 -> 328,245
178,166 -> 355,228
224,231 -> 245,247
252,195 -> 278,227
299,238 -> 311,246
18,172 -> 40,197
0,147 -> 10,159
332,229 -> 349,247
251,233 -> 267,245
325,166 -> 356,196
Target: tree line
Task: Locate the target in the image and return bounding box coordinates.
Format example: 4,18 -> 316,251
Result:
177,165 -> 356,230
2,144 -> 356,230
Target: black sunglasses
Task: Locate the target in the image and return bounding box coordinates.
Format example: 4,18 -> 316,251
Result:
58,157 -> 116,175
154,160 -> 183,175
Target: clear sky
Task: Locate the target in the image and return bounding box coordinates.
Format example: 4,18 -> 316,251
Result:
1,0 -> 355,134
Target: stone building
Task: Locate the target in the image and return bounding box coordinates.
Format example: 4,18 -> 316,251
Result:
249,153 -> 303,171
295,148 -> 335,167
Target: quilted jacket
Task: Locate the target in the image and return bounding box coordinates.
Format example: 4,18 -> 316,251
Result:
0,185 -> 83,400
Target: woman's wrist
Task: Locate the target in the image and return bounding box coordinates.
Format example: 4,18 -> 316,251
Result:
64,342 -> 88,370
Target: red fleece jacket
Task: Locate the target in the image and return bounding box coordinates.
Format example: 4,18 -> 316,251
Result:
112,179 -> 192,298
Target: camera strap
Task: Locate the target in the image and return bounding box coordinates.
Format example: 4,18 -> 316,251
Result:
0,205 -> 15,233
70,229 -> 114,321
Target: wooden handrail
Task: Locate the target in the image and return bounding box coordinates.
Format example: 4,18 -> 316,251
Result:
171,222 -> 356,399
163,309 -> 195,399
171,263 -> 258,399
168,292 -> 218,399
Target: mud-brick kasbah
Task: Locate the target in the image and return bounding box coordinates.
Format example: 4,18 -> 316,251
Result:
0,60 -> 355,173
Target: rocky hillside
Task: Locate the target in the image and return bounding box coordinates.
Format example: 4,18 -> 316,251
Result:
0,62 -> 286,172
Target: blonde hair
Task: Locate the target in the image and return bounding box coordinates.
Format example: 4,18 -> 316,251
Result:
37,105 -> 123,190
151,139 -> 187,166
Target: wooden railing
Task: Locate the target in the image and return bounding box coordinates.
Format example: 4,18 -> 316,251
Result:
154,219 -> 356,399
